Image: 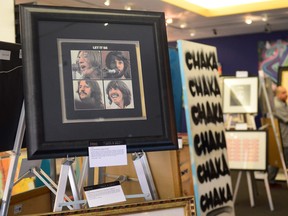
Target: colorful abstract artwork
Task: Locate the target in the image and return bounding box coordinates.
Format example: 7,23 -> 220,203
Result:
0,154 -> 35,199
258,39 -> 288,83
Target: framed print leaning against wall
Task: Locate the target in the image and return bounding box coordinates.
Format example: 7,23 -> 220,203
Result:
20,5 -> 177,159
222,77 -> 258,114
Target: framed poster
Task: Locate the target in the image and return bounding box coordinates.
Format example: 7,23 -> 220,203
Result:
20,5 -> 177,159
225,130 -> 267,170
222,77 -> 258,113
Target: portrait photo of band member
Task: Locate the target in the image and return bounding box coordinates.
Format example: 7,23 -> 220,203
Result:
73,79 -> 104,110
71,50 -> 103,79
105,80 -> 134,109
103,51 -> 131,79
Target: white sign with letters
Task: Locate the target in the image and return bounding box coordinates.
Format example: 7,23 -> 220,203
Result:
177,40 -> 235,216
84,181 -> 126,207
88,145 -> 127,167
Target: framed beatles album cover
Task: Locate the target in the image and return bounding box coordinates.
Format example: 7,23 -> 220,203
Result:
20,5 -> 178,159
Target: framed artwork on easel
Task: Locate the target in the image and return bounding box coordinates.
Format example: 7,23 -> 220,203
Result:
222,77 -> 258,114
20,5 -> 178,159
225,130 -> 267,170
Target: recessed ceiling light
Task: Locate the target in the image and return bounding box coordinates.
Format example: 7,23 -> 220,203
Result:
180,23 -> 187,28
125,5 -> 132,10
245,17 -> 253,24
166,18 -> 173,24
104,0 -> 110,6
262,14 -> 268,22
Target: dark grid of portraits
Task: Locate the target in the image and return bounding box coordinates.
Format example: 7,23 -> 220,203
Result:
71,50 -> 134,110
58,40 -> 145,123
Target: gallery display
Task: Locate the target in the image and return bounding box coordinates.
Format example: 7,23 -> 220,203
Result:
2,2 -> 288,215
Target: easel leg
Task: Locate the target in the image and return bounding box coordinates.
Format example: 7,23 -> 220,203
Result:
132,152 -> 158,201
68,165 -> 80,208
233,171 -> 242,203
0,102 -> 25,216
260,79 -> 288,187
263,172 -> 274,211
53,159 -> 81,212
53,161 -> 70,212
37,167 -> 74,208
77,157 -> 88,199
246,171 -> 255,207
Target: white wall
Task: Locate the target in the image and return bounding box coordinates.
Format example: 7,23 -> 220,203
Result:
0,0 -> 15,43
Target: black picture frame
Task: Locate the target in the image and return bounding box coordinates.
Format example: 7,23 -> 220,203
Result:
20,5 -> 177,159
0,41 -> 26,152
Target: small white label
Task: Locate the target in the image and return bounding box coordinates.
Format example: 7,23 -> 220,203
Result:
88,145 -> 127,167
0,50 -> 11,60
235,123 -> 248,130
178,138 -> 183,149
84,183 -> 126,207
236,71 -> 248,77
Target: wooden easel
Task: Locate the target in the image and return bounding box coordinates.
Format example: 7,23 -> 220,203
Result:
0,102 -> 25,216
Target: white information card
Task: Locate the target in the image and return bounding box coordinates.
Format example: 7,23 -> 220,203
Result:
84,181 -> 126,207
88,145 -> 127,167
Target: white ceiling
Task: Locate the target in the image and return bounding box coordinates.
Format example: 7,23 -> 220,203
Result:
16,0 -> 288,42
